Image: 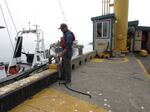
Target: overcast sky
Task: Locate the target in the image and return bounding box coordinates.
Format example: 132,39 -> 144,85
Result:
0,0 -> 150,61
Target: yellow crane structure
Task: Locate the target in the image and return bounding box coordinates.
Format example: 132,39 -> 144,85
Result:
114,0 -> 129,52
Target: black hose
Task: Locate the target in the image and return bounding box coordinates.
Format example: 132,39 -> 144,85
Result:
59,82 -> 92,98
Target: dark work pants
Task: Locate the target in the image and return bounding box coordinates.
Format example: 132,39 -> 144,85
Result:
61,58 -> 71,82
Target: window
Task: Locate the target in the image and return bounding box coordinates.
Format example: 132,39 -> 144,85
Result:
96,20 -> 109,38
97,23 -> 102,37
103,22 -> 108,37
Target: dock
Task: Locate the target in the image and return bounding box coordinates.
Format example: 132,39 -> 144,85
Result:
1,52 -> 150,112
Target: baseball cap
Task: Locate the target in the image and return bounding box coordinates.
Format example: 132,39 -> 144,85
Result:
58,23 -> 68,29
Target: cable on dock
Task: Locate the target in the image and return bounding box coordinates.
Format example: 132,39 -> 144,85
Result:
59,82 -> 92,98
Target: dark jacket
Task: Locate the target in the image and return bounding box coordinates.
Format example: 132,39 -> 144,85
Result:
63,30 -> 74,59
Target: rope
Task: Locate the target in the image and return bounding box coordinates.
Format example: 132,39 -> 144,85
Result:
3,0 -> 26,53
3,0 -> 17,33
0,4 -> 14,51
57,0 -> 68,23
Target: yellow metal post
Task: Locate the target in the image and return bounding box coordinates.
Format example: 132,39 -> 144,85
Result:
114,0 -> 129,52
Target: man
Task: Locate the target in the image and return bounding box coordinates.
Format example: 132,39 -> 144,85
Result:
58,23 -> 74,84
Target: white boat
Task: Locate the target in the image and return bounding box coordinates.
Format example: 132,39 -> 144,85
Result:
0,25 -> 48,80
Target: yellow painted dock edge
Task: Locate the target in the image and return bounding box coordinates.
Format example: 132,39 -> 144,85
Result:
10,88 -> 108,112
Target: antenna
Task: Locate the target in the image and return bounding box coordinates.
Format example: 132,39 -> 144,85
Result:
28,22 -> 31,31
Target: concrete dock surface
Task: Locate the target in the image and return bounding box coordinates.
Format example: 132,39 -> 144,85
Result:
11,53 -> 150,112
